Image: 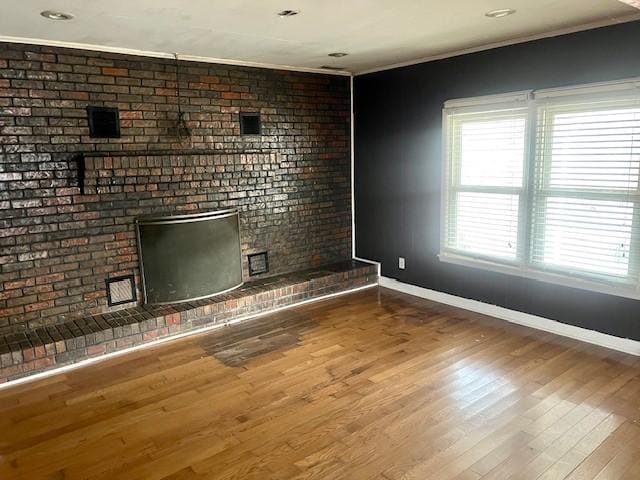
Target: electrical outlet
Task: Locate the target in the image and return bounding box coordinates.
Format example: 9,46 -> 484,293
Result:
398,257 -> 406,270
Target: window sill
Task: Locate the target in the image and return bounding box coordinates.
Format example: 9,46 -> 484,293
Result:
438,252 -> 640,301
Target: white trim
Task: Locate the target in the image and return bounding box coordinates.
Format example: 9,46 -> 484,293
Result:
355,13 -> 640,76
534,77 -> 640,98
350,74 -> 357,258
444,90 -> 531,109
352,256 -> 382,276
443,77 -> 640,107
0,282 -> 378,390
379,276 -> 640,356
439,253 -> 640,301
0,35 -> 351,76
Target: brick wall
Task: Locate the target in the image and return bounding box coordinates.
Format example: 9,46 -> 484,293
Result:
0,42 -> 352,333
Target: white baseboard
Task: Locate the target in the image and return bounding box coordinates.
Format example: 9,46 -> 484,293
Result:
379,276 -> 640,357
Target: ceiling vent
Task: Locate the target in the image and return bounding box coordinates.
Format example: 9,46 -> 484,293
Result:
277,10 -> 299,17
319,66 -> 346,71
40,10 -> 74,20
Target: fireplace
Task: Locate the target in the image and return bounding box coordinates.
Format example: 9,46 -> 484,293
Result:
136,209 -> 243,305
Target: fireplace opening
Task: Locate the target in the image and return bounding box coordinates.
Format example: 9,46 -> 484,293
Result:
136,209 -> 243,305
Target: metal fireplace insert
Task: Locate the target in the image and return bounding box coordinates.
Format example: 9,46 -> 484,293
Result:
136,209 -> 243,305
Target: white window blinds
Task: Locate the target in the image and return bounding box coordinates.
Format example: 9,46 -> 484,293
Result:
441,80 -> 640,299
443,108 -> 527,262
532,97 -> 640,283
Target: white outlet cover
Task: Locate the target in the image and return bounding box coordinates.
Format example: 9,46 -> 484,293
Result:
398,257 -> 406,269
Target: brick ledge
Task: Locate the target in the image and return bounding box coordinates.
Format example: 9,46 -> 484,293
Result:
0,261 -> 377,384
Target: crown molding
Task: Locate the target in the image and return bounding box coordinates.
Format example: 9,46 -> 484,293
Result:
355,13 -> 640,76
0,35 -> 352,76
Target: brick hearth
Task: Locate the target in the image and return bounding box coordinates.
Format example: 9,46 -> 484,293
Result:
0,261 -> 377,383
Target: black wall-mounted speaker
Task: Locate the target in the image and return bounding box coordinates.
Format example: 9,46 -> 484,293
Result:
87,106 -> 121,138
240,112 -> 261,135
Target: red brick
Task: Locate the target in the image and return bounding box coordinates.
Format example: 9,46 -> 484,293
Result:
102,67 -> 128,76
4,278 -> 35,290
120,111 -> 143,119
222,91 -> 241,100
155,88 -> 176,96
84,291 -> 104,300
0,365 -> 24,378
34,357 -> 54,369
23,348 -> 36,362
24,301 -> 54,313
61,238 -> 89,247
0,290 -> 22,301
87,344 -> 106,356
36,273 -> 65,285
0,306 -> 25,317
143,331 -> 159,341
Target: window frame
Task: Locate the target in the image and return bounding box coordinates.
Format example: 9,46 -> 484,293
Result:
531,98 -> 640,283
441,102 -> 530,267
439,79 -> 640,301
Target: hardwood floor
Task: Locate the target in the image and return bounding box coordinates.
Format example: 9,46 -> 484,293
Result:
1,287 -> 639,480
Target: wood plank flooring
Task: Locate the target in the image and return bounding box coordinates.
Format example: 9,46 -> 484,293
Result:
1,287 -> 639,480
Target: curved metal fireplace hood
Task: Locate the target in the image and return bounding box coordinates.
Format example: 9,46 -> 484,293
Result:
136,209 -> 243,305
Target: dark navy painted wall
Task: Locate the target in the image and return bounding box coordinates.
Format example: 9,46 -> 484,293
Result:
354,21 -> 640,341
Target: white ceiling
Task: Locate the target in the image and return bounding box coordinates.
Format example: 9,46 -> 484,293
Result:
1,0 -> 639,74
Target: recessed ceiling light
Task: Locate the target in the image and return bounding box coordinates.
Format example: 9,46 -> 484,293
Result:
277,9 -> 300,17
40,10 -> 75,20
328,52 -> 348,58
485,8 -> 516,18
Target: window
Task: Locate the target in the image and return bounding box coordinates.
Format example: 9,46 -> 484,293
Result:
443,107 -> 527,262
441,80 -> 640,299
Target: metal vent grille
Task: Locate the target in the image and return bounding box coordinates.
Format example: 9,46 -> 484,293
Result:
106,275 -> 136,306
248,252 -> 269,276
277,9 -> 299,17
